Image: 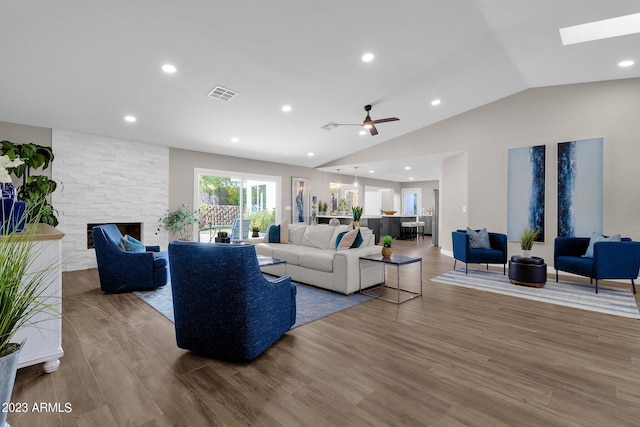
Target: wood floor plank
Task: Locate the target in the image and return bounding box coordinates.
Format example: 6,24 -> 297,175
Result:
10,237 -> 640,426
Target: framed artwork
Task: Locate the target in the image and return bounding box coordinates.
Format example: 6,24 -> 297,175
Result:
292,177 -> 310,224
507,144 -> 545,242
557,137 -> 603,237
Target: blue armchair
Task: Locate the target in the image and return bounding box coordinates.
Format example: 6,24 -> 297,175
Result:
168,241 -> 296,362
452,229 -> 508,274
554,236 -> 640,294
92,224 -> 169,293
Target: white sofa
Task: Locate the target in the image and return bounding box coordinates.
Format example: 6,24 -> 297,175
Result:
253,224 -> 384,294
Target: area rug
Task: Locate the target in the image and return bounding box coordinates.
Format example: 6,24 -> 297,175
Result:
431,268 -> 640,319
134,278 -> 372,328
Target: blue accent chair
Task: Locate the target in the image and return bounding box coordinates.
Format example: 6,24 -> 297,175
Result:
92,224 -> 169,293
554,237 -> 640,294
229,218 -> 251,240
169,241 -> 296,362
452,229 -> 508,274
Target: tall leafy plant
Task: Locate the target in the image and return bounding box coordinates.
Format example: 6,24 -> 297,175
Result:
0,141 -> 58,226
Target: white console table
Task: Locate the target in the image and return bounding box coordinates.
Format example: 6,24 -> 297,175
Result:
8,224 -> 64,373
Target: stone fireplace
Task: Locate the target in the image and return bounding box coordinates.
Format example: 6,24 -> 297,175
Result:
52,129 -> 169,271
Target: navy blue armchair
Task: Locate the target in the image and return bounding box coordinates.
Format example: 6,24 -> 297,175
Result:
169,241 -> 296,362
554,237 -> 640,294
92,224 -> 169,293
452,229 -> 508,274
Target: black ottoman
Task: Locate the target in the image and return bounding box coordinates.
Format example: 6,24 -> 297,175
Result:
508,256 -> 547,288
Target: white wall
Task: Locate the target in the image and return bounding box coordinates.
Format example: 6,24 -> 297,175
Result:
52,130 -> 169,271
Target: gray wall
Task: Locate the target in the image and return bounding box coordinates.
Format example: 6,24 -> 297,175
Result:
168,147 -> 401,224
329,78 -> 640,262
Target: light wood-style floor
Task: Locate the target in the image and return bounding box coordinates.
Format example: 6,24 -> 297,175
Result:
10,238 -> 640,426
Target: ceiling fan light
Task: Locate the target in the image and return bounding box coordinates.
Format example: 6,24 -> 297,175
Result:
363,123 -> 373,129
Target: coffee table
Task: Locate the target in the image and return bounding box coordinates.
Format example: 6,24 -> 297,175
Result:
359,253 -> 422,304
258,256 -> 286,275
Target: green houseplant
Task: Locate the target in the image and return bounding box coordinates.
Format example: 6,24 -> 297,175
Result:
0,141 -> 58,227
158,204 -> 199,241
338,198 -> 349,215
352,206 -> 363,227
0,202 -> 59,427
519,228 -> 540,256
381,235 -> 393,258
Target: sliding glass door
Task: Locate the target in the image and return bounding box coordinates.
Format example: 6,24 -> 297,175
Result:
195,168 -> 280,242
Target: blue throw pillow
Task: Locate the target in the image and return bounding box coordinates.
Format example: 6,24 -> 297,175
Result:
120,235 -> 145,252
583,232 -> 621,258
268,224 -> 281,243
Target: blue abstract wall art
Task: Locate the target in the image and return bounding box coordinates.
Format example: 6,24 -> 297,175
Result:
557,137 -> 603,237
507,145 -> 545,242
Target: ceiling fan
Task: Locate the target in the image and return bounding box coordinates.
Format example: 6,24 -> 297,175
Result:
326,104 -> 400,135
360,104 -> 399,136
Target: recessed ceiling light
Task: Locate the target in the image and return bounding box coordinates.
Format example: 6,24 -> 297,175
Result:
359,130 -> 367,135
559,12 -> 640,45
431,99 -> 441,106
369,170 -> 375,174
404,166 -> 411,170
409,177 -> 414,181
231,137 -> 240,143
619,59 -> 635,67
162,64 -> 177,74
124,115 -> 136,122
281,105 -> 292,112
307,152 -> 314,157
361,52 -> 375,62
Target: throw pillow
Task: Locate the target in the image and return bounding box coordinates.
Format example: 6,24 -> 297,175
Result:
279,219 -> 289,243
467,227 -> 491,249
268,224 -> 281,243
335,228 -> 363,250
583,232 -> 621,258
120,235 -> 145,252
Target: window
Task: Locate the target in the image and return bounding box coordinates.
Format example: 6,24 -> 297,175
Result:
194,168 -> 281,242
401,188 -> 422,215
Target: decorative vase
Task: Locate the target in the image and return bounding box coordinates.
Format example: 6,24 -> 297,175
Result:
353,221 -> 360,228
0,343 -> 23,427
521,249 -> 532,258
252,231 -> 259,238
0,199 -> 26,234
382,247 -> 392,258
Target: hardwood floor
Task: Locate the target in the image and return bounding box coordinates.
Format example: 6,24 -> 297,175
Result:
10,238 -> 640,426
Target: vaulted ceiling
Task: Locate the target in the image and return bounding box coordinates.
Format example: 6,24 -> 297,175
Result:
1,1 -> 639,181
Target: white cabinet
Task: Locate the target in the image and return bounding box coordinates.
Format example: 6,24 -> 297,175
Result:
11,225 -> 64,373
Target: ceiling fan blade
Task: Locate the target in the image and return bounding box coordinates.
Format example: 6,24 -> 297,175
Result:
372,117 -> 399,124
369,124 -> 378,136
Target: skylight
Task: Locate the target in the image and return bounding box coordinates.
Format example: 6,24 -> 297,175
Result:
560,12 -> 640,45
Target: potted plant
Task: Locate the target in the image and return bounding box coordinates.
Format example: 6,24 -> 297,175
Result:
0,203 -> 58,427
251,225 -> 260,238
352,206 -> 363,227
520,228 -> 540,257
381,235 -> 393,258
158,204 -> 199,241
0,141 -> 58,227
338,199 -> 349,215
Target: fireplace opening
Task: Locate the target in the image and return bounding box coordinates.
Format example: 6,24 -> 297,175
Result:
87,222 -> 143,249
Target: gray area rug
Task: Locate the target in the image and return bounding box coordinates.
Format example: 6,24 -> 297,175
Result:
431,268 -> 640,319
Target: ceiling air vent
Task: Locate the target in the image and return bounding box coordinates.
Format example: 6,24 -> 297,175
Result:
207,85 -> 238,102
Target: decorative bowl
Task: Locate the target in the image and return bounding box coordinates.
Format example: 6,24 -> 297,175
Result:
382,210 -> 397,215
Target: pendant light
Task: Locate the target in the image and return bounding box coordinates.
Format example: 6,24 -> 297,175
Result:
353,166 -> 359,188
